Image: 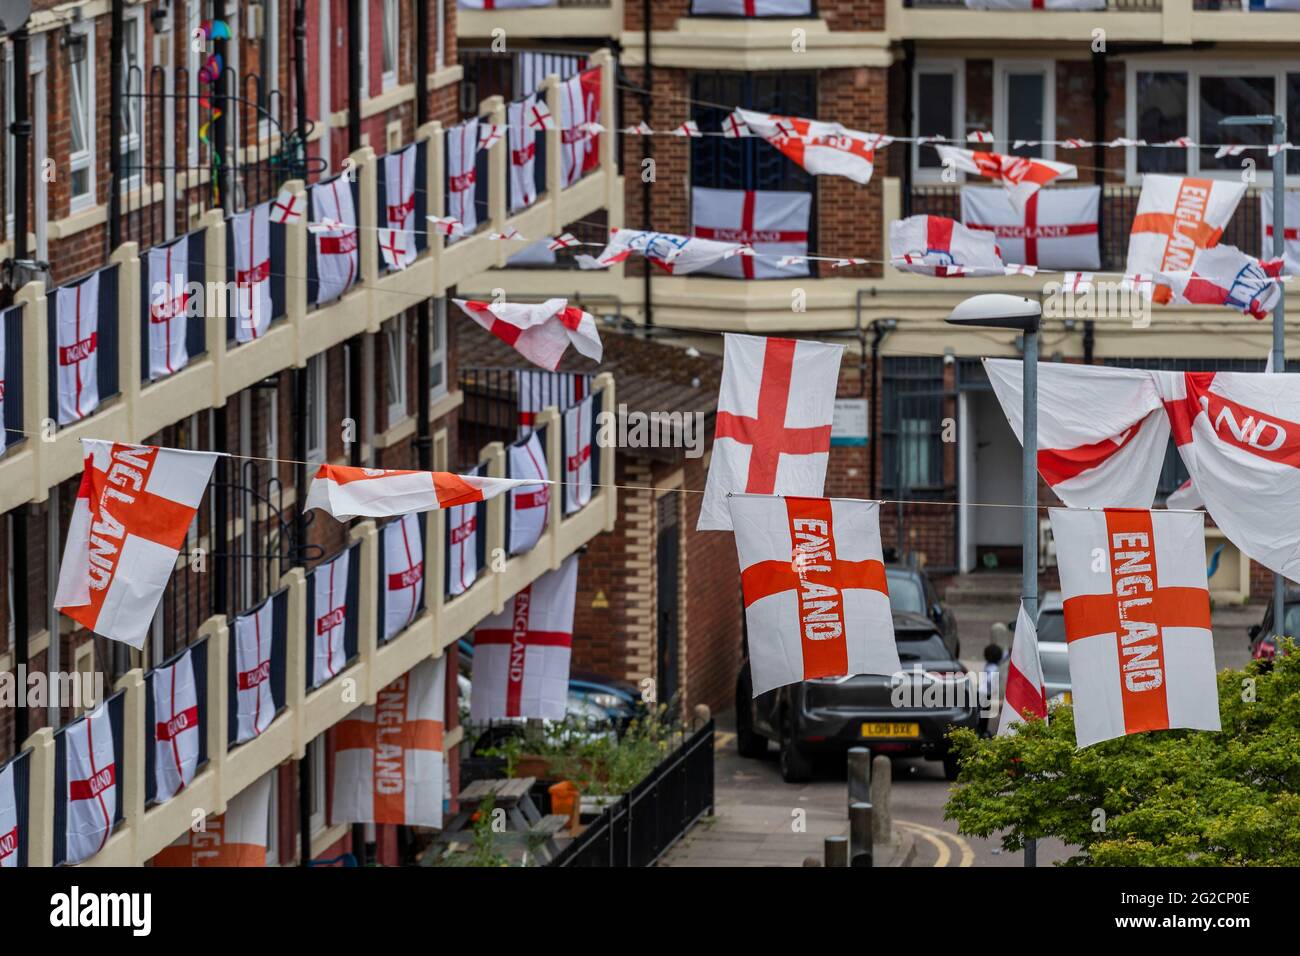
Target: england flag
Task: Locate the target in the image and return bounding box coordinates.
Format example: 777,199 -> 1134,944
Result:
732,109 -> 889,186
151,647 -> 200,803
560,68 -> 601,188
382,512 -> 425,641
890,215 -> 1005,276
383,144 -> 418,271
233,598 -> 277,744
563,395 -> 594,514
1160,244 -> 1285,320
146,235 -> 191,380
508,94 -> 540,213
310,548 -> 352,688
691,187 -> 811,279
1261,190 -> 1300,275
509,432 -> 551,555
698,334 -> 843,531
64,702 -> 118,864
55,271 -> 101,425
306,463 -> 536,521
153,774 -> 272,867
471,555 -> 579,721
996,603 -> 1048,736
962,185 -> 1100,270
577,228 -> 744,275
517,369 -> 592,436
691,0 -> 812,13
1125,174 -> 1246,296
935,145 -> 1077,212
447,118 -> 480,240
1049,507 -> 1220,749
447,466 -> 483,598
454,298 -> 603,371
0,757 -> 20,867
310,176 -> 359,305
232,200 -> 273,342
730,495 -> 901,696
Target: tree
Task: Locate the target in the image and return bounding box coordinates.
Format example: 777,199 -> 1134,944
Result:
944,645 -> 1300,866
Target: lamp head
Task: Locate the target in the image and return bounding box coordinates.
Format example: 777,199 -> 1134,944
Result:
945,294 -> 1041,333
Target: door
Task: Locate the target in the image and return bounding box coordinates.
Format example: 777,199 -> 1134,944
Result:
655,493 -> 680,711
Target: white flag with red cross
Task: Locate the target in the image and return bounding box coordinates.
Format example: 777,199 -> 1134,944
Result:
331,657 -> 446,828
383,144 -> 418,271
964,0 -> 1105,7
454,298 -> 603,370
1050,507 -> 1220,749
691,187 -> 811,279
935,145 -> 1077,212
55,271 -> 101,425
55,441 -> 218,648
447,465 -> 483,598
563,395 -> 594,514
560,68 -> 601,188
517,369 -> 592,436
698,334 -> 843,531
459,0 -> 552,8
730,495 -> 900,696
151,647 -> 200,803
268,189 -> 303,224
733,109 -> 891,186
310,177 -> 359,304
233,201 -> 273,342
153,774 -> 272,867
1159,244 -> 1285,320
383,512 -> 425,641
577,228 -> 744,274
508,95 -> 540,213
447,118 -> 480,241
1261,190 -> 1300,275
306,463 -> 536,521
509,432 -> 551,555
890,215 -> 1005,276
64,702 -> 118,864
691,0 -> 812,13
996,603 -> 1048,736
1124,174 -> 1246,302
0,757 -> 19,867
471,555 -> 579,721
962,185 -> 1100,270
377,228 -> 410,272
233,598 -> 277,744
311,548 -> 351,688
146,235 -> 191,380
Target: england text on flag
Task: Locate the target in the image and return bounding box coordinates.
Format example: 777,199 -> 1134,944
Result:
961,185 -> 1100,270
153,774 -> 273,866
1125,174 -> 1246,300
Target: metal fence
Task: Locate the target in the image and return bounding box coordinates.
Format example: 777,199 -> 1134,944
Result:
549,719 -> 715,867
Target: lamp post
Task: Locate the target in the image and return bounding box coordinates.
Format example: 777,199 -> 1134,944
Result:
946,293 -> 1043,867
1221,113 -> 1288,645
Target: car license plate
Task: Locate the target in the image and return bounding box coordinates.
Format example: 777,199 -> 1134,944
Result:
861,722 -> 920,738
1063,692 -> 1072,705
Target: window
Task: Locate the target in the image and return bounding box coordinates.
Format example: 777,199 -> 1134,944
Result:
120,10 -> 145,192
308,735 -> 326,834
187,0 -> 201,169
381,0 -> 399,90
69,21 -> 96,209
691,72 -> 816,192
994,60 -> 1054,160
913,61 -> 963,181
264,385 -> 279,468
384,314 -> 408,426
264,772 -> 280,866
306,353 -> 327,464
258,0 -> 279,129
435,0 -> 445,71
1133,71 -> 1189,174
429,300 -> 448,404
881,357 -> 947,499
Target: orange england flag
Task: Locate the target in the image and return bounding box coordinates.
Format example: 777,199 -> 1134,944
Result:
152,774 -> 273,867
305,463 -> 542,522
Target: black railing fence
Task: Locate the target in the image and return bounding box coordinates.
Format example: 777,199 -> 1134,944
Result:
549,719 -> 715,867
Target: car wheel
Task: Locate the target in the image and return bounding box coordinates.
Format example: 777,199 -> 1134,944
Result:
735,668 -> 768,759
778,709 -> 814,783
942,753 -> 961,782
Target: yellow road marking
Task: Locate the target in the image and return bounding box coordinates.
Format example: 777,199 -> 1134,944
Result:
897,820 -> 975,868
713,731 -> 736,750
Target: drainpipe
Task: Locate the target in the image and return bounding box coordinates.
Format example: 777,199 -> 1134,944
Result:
109,0 -> 124,246
294,0 -> 309,135
414,2 -> 432,475
347,0 -> 361,153
1092,49 -> 1106,261
9,27 -> 29,270
868,319 -> 896,499
901,40 -> 914,218
294,364 -> 311,866
641,0 -> 653,329
415,0 -> 428,127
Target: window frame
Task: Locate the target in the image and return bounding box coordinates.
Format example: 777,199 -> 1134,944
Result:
306,352 -> 328,465
435,0 -> 445,72
429,299 -> 448,405
119,8 -> 147,195
993,58 -> 1057,161
383,313 -> 408,427
258,0 -> 280,141
381,0 -> 400,91
68,20 -> 97,212
264,772 -> 280,866
308,735 -> 326,834
912,59 -> 965,185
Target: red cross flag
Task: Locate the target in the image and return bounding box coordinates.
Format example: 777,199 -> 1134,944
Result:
1125,174 -> 1246,302
459,0 -> 552,7
1050,507 -> 1219,749
310,177 -> 359,304
691,0 -> 812,13
508,95 -> 540,212
269,189 -> 303,224
234,598 -> 277,744
331,656 -> 446,827
730,495 -> 900,695
1261,190 -> 1300,275
384,144 -> 417,270
152,647 -> 200,802
996,603 -> 1048,736
962,185 -> 1100,269
65,702 -> 117,864
233,201 -> 273,342
55,441 -> 218,648
146,235 -> 191,380
376,227 -> 409,271
514,370 -> 588,432
964,0 -> 1105,9
691,187 -> 812,279
448,118 -> 480,240
383,512 -> 425,641
311,548 -> 351,688
447,465 -> 483,598
454,298 -> 603,370
471,555 -> 579,720
1160,244 -> 1284,320
563,395 -> 594,514
478,123 -> 503,151
55,271 -> 101,425
0,757 -> 17,867
577,228 -> 744,274
525,98 -> 555,131
698,334 -> 843,531
509,432 -> 551,555
890,215 -> 1005,276
560,68 -> 601,188
935,145 -> 1077,212
306,463 -> 536,521
734,108 -> 891,185
153,774 -> 272,867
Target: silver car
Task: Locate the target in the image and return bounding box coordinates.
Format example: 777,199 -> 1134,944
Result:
1034,591 -> 1072,705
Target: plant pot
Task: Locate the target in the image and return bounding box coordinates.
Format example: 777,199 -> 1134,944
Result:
512,755 -> 557,779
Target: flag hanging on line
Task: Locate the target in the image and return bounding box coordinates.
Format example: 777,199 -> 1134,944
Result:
691,187 -> 812,279
576,228 -> 744,275
305,463 -> 538,522
1124,174 -> 1246,300
730,495 -> 901,696
961,185 -> 1100,270
1049,506 -> 1220,749
55,441 -> 218,649
732,108 -> 891,186
934,145 -> 1077,212
1160,244 -> 1285,320
996,603 -> 1048,736
454,298 -> 603,370
698,333 -> 843,531
890,215 -> 1005,276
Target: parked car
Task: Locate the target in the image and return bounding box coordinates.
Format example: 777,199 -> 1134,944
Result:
1033,591 -> 1073,704
735,612 -> 980,783
886,564 -> 960,659
1247,588 -> 1300,663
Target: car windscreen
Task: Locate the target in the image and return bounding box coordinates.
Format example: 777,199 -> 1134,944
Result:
1037,609 -> 1067,644
886,570 -> 926,615
895,632 -> 952,663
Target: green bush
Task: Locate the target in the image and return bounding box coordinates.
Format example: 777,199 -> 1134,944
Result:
944,643 -> 1300,866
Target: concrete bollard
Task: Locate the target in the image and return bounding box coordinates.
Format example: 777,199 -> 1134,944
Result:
871,754 -> 892,848
849,801 -> 873,867
847,746 -> 871,808
824,835 -> 849,868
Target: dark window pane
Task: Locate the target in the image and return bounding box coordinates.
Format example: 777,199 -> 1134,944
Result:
917,72 -> 955,169
1200,75 -> 1274,172
1136,71 -> 1189,174
1005,72 -> 1045,158
690,72 -> 814,191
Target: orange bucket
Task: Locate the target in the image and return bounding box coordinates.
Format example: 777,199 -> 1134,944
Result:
548,780 -> 580,831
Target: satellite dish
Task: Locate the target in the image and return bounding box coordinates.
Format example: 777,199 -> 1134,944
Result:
0,0 -> 31,37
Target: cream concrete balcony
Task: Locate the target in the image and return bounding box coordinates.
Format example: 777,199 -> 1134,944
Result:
458,0 -> 624,40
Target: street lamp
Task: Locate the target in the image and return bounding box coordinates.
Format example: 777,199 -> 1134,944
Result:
1221,113 -> 1289,650
946,294 -> 1042,868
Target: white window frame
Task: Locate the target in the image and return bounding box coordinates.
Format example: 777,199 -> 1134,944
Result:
306,352 -> 328,465
912,59 -> 964,185
258,0 -> 280,141
381,0 -> 399,91
186,0 -> 201,170
359,0 -> 370,100
429,299 -> 448,405
1125,58 -> 1293,186
264,772 -> 280,866
120,8 -> 146,194
308,735 -> 326,834
68,20 -> 97,212
265,385 -> 279,466
384,313 -> 408,426
993,59 -> 1056,161
435,0 -> 445,72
